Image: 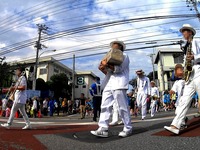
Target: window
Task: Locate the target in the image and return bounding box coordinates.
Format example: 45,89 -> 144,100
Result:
82,85 -> 86,88
54,68 -> 59,73
75,85 -> 79,88
173,53 -> 184,64
39,68 -> 47,75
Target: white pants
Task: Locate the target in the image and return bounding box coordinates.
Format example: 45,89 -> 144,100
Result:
98,88 -> 132,132
8,102 -> 30,126
151,100 -> 157,117
171,65 -> 200,129
111,101 -> 119,123
137,92 -> 147,119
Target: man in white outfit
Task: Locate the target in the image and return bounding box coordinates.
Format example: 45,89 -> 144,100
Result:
150,81 -> 159,117
1,67 -> 31,129
109,102 -> 119,125
136,70 -> 150,120
90,40 -> 132,138
32,97 -> 38,118
164,24 -> 200,134
169,64 -> 188,129
170,64 -> 185,108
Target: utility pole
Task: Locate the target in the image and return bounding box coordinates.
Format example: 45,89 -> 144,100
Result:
72,54 -> 75,102
159,51 -> 165,91
32,24 -> 48,90
150,54 -> 155,81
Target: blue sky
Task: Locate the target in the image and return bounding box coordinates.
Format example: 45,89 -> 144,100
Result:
0,0 -> 200,85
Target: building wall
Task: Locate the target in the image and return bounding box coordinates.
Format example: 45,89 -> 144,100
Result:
9,58 -> 97,100
74,74 -> 95,99
156,53 -> 183,92
37,64 -> 48,82
36,63 -> 72,82
163,53 -> 175,67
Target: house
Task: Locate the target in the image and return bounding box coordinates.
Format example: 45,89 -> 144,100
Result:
74,71 -> 97,99
154,48 -> 184,91
9,57 -> 98,99
9,57 -> 72,82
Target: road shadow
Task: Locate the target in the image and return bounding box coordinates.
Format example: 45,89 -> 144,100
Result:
153,117 -> 200,137
55,120 -> 173,143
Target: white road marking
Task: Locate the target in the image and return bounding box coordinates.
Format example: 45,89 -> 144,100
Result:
133,113 -> 196,123
0,113 -> 196,126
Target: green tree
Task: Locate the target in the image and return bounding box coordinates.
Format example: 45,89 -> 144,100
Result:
36,78 -> 49,91
0,61 -> 13,87
147,71 -> 158,81
129,77 -> 137,89
47,73 -> 71,99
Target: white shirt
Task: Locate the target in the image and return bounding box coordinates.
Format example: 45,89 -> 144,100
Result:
43,99 -> 48,108
14,76 -> 27,104
32,100 -> 37,110
137,76 -> 150,95
102,53 -> 129,90
171,79 -> 185,106
151,86 -> 159,97
184,38 -> 200,65
192,38 -> 200,64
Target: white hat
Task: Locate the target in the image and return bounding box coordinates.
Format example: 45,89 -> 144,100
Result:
136,69 -> 144,75
110,40 -> 126,50
179,24 -> 196,35
153,95 -> 158,99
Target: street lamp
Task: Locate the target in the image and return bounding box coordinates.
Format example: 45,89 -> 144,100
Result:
32,49 -> 56,90
38,49 -> 56,59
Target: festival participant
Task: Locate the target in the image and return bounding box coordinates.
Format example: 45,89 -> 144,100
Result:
150,81 -> 159,117
136,70 -> 150,120
90,41 -> 132,138
89,77 -> 102,122
1,67 -> 31,129
164,24 -> 200,134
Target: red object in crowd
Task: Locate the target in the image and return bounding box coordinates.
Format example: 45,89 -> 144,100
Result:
15,112 -> 19,118
38,111 -> 42,118
2,88 -> 8,94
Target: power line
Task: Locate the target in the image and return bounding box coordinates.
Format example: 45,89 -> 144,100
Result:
0,16 -> 197,56
46,4 -> 188,27
0,0 -> 114,36
0,0 -> 185,36
17,41 -> 182,64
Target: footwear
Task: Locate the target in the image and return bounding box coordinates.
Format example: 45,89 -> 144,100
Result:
180,125 -> 187,130
118,121 -> 123,125
151,115 -> 154,118
1,123 -> 11,129
194,112 -> 200,118
185,117 -> 188,123
164,126 -> 179,134
118,130 -> 132,137
109,122 -> 118,126
90,128 -> 109,138
22,125 -> 32,130
93,118 -> 97,122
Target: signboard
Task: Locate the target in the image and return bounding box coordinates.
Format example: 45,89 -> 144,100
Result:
77,76 -> 85,85
26,90 -> 41,99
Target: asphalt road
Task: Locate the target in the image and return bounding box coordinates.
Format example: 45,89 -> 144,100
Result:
0,108 -> 199,150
